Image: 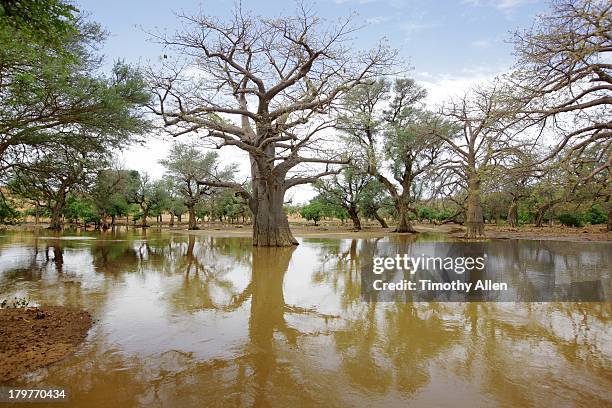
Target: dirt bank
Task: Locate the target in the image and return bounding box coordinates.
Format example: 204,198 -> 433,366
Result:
173,222 -> 611,242
442,224 -> 611,242
0,307 -> 92,382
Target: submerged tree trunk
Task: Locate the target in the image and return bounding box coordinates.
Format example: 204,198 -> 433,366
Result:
507,197 -> 519,228
251,174 -> 297,247
188,206 -> 198,230
49,206 -> 63,230
348,206 -> 361,230
141,208 -> 149,228
465,175 -> 485,238
395,199 -> 417,233
100,212 -> 109,230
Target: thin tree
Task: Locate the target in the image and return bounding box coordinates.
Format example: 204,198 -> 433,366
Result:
339,79 -> 444,232
314,167 -> 372,230
159,143 -> 236,230
8,145 -> 107,229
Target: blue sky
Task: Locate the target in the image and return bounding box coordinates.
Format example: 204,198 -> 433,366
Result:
78,0 -> 547,80
75,0 -> 550,202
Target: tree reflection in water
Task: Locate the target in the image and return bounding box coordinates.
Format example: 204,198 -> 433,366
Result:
0,231 -> 610,407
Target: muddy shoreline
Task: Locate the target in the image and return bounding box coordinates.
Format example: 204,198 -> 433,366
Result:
171,222 -> 611,242
0,307 -> 92,382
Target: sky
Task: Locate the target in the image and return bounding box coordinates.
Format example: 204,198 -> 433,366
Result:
76,0 -> 550,203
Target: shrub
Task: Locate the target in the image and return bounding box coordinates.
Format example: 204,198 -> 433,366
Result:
301,201 -> 325,225
557,213 -> 584,227
0,197 -> 20,224
584,204 -> 607,225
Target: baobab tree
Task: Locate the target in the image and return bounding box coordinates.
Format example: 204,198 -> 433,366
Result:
511,0 -> 611,227
435,82 -> 530,238
147,4 -> 395,246
511,0 -> 611,176
497,151 -> 542,228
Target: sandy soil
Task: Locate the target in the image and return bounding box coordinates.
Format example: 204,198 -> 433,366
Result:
0,307 -> 92,382
173,222 -> 611,242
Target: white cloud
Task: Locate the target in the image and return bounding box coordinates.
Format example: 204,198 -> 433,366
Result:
495,0 -> 534,10
471,39 -> 490,48
417,65 -> 506,108
462,0 -> 536,12
366,16 -> 391,24
399,20 -> 435,38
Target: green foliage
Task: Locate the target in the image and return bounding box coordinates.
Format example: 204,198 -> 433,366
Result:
518,206 -> 532,225
557,213 -> 584,228
0,195 -> 20,224
64,195 -> 99,224
90,169 -> 133,222
417,206 -> 455,222
0,0 -> 79,46
159,143 -> 235,216
7,145 -> 108,227
299,198 -> 343,225
0,0 -> 150,171
210,190 -> 250,222
300,201 -> 326,225
584,204 -> 607,225
556,205 -> 607,227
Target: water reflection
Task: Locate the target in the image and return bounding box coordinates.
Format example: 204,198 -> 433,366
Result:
0,230 -> 610,407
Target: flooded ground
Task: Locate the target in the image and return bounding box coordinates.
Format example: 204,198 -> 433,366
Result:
0,229 -> 610,407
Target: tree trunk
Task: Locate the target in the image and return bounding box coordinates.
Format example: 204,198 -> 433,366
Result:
535,202 -> 553,227
608,208 -> 611,232
177,214 -> 182,223
111,214 -> 116,227
373,210 -> 388,228
507,197 -> 519,228
251,176 -> 297,247
100,212 -> 109,230
348,206 -> 361,230
141,208 -> 149,228
465,175 -> 485,238
49,206 -> 63,230
188,206 -> 198,230
395,199 -> 417,233
169,212 -> 174,227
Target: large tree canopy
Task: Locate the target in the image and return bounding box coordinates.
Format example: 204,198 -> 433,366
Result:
511,0 -> 611,178
148,3 -> 395,246
0,0 -> 150,172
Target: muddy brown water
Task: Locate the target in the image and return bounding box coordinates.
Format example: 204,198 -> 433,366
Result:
0,229 -> 610,407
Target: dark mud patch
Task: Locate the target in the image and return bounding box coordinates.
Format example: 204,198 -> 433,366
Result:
0,306 -> 92,382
